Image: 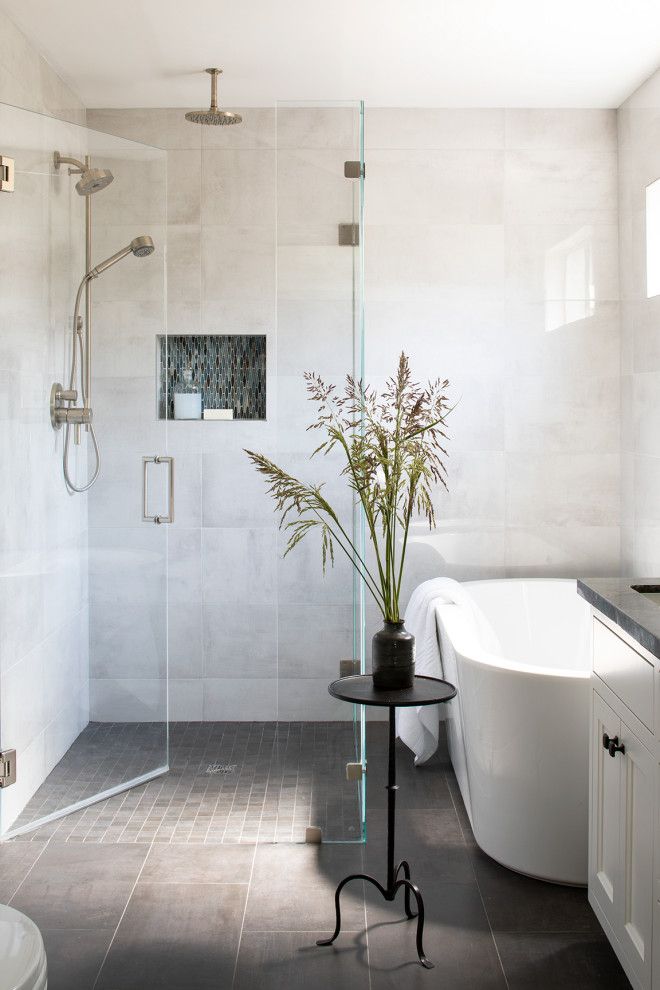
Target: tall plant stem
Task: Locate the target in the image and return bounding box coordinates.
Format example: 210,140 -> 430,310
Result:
309,507 -> 386,613
332,428 -> 390,605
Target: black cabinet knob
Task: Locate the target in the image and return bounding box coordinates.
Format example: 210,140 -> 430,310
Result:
602,733 -> 625,758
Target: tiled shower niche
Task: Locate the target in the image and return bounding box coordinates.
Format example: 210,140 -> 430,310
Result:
158,334 -> 267,420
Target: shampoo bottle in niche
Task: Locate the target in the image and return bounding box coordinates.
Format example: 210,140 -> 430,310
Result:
174,365 -> 202,420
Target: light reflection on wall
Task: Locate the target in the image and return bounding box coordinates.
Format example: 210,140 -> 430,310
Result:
544,226 -> 595,332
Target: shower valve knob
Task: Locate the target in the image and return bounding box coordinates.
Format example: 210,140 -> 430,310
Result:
64,407 -> 93,425
50,382 -> 93,430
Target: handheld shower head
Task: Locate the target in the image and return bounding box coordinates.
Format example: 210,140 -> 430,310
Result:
88,236 -> 155,278
130,235 -> 155,258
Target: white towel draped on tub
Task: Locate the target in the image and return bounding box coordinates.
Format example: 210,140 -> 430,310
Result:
396,577 -> 501,764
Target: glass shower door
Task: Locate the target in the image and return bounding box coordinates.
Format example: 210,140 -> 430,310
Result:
275,100 -> 366,843
0,105 -> 169,839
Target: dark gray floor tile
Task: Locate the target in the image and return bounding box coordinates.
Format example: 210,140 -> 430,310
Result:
365,808 -> 475,884
245,843 -> 366,933
366,739 -> 453,811
41,929 -> 113,990
0,840 -> 47,901
96,881 -> 247,990
11,878 -> 136,930
445,771 -> 478,844
495,932 -> 631,989
141,842 -> 255,883
365,881 -> 507,989
471,847 -> 601,934
26,841 -> 148,883
235,931 -> 370,990
251,842 -> 364,885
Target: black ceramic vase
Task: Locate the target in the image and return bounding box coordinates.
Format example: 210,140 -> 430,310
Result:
372,620 -> 415,690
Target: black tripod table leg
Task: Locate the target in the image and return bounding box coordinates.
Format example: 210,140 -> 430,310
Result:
316,873 -> 388,947
394,878 -> 434,969
394,860 -> 417,919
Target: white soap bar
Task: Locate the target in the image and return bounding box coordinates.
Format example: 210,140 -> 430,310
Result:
203,408 -> 234,421
174,392 -> 202,420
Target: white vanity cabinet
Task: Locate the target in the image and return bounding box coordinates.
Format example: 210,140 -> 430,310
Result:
589,613 -> 657,990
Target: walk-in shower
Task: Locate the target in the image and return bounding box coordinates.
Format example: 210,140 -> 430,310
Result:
1,98 -> 366,849
51,151 -> 155,492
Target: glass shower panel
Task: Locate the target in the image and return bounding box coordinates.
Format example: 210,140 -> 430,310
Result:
275,101 -> 366,843
0,103 -> 168,839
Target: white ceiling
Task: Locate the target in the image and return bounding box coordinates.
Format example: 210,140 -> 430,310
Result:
4,0 -> 660,109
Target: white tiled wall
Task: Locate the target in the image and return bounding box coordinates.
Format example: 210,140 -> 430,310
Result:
365,107 -> 620,619
86,106 -> 357,722
0,13 -> 88,832
618,69 -> 660,573
0,9 -> 85,125
86,104 -> 621,722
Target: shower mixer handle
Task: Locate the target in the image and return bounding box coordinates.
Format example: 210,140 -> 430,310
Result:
63,407 -> 93,425
50,382 -> 92,430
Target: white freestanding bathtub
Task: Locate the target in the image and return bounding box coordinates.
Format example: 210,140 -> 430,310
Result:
436,579 -> 591,885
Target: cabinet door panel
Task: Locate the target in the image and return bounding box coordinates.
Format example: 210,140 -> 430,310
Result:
591,691 -> 621,929
620,719 -> 654,989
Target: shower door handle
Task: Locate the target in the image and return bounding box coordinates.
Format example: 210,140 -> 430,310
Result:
142,455 -> 174,524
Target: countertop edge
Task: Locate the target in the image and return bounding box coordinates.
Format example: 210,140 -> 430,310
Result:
577,578 -> 660,660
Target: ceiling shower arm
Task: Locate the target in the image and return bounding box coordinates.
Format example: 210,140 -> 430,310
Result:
209,67 -> 219,110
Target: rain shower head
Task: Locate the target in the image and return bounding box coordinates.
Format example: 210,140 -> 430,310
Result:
89,236 -> 155,278
185,68 -> 242,125
75,167 -> 114,196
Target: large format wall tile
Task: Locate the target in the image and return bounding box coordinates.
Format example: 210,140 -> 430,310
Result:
202,528 -> 277,605
202,149 -> 276,226
504,150 -> 618,225
618,67 -> 660,573
366,108 -> 505,151
203,602 -> 278,679
368,149 -> 504,226
505,109 -> 617,152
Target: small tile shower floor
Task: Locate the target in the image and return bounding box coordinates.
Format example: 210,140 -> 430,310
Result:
1,727 -> 630,990
11,721 -> 362,844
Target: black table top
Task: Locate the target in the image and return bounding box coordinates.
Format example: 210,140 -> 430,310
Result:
328,674 -> 457,708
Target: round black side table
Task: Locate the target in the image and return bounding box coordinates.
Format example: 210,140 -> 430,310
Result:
316,673 -> 457,969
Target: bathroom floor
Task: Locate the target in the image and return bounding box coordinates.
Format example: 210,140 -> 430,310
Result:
0,725 -> 630,990
10,721 -> 361,844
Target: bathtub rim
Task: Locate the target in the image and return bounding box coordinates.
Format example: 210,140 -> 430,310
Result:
435,576 -> 591,680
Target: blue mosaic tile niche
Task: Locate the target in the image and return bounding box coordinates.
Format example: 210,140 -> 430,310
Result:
158,334 -> 266,420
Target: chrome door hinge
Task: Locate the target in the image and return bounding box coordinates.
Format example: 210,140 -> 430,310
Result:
346,762 -> 364,782
0,156 -> 15,192
344,160 -> 365,179
0,749 -> 16,788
